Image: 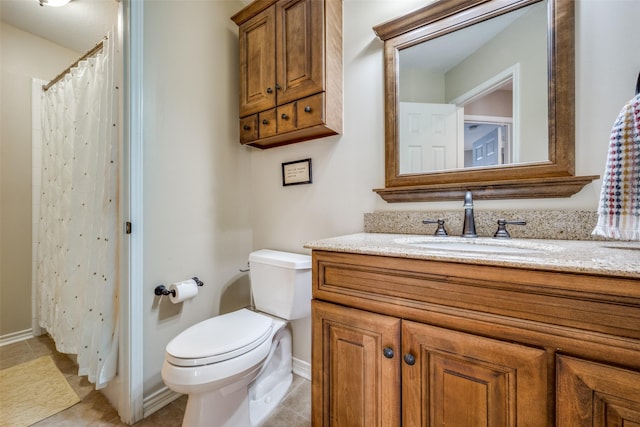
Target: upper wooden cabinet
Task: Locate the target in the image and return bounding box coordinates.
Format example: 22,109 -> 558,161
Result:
232,0 -> 343,149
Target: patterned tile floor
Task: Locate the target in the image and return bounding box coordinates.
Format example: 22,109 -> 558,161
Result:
0,336 -> 311,426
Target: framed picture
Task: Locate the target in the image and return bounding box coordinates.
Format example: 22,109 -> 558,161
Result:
282,158 -> 312,186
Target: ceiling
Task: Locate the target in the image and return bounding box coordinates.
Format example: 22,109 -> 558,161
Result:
1,0 -> 118,53
399,5 -> 529,74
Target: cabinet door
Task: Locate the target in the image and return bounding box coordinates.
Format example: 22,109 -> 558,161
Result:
402,321 -> 548,426
238,6 -> 276,117
312,300 -> 401,427
275,0 -> 324,106
557,355 -> 640,426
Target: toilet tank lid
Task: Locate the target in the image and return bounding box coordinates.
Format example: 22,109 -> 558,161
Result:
249,249 -> 311,269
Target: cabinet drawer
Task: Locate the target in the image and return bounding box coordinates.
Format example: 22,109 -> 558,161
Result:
239,115 -> 258,143
259,109 -> 277,138
297,93 -> 324,128
277,102 -> 297,133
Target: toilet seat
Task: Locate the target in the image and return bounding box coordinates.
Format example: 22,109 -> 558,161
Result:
166,309 -> 274,367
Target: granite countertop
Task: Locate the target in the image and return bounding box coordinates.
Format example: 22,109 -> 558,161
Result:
304,233 -> 640,279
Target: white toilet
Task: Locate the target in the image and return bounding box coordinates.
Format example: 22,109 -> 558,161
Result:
161,249 -> 312,427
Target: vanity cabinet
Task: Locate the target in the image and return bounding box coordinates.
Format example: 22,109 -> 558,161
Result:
231,0 -> 342,149
311,250 -> 640,426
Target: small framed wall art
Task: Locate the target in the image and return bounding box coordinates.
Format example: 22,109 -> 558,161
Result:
282,158 -> 312,186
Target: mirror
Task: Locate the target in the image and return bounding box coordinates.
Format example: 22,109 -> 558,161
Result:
398,1 -> 547,173
373,0 -> 597,202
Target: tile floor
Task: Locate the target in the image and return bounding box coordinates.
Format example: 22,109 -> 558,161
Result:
0,335 -> 311,426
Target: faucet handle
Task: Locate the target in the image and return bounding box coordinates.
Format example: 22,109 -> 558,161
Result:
494,219 -> 526,239
422,219 -> 448,236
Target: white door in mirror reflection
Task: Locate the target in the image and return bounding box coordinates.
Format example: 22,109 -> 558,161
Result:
399,102 -> 463,174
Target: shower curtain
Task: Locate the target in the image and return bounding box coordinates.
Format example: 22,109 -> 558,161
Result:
36,31 -> 119,389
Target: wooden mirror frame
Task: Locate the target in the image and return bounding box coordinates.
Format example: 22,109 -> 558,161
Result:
373,0 -> 598,202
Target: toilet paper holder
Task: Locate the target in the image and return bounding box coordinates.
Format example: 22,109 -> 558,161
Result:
154,277 -> 204,297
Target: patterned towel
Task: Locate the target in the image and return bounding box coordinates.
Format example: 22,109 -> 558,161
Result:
593,93 -> 640,240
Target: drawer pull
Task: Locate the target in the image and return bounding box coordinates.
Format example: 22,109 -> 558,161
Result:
262,119 -> 269,125
266,87 -> 273,94
281,113 -> 289,120
304,106 -> 312,113
383,347 -> 394,359
242,125 -> 251,131
404,353 -> 416,366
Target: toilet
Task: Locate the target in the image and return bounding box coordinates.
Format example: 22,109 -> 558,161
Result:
161,249 -> 312,427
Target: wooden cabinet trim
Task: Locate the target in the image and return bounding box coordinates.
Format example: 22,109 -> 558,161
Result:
313,251 -> 640,301
317,260 -> 640,339
312,251 -> 640,370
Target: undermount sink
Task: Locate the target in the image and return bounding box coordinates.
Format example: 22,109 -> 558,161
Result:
394,236 -> 563,255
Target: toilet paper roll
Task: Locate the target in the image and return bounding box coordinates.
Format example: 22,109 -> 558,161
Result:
169,279 -> 199,304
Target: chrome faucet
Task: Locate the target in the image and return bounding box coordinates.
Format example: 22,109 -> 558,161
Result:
461,191 -> 478,238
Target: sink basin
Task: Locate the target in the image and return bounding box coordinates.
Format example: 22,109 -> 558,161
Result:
394,237 -> 562,255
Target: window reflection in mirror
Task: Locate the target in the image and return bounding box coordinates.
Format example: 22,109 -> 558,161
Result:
397,0 -> 548,174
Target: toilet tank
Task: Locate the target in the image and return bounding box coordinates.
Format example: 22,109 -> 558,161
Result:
249,249 -> 312,320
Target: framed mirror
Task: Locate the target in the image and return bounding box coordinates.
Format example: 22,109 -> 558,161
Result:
373,0 -> 598,202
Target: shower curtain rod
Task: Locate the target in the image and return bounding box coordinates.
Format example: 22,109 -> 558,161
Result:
43,37 -> 107,91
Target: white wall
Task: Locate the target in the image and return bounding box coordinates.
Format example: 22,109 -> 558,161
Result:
0,23 -> 80,338
141,1 -> 253,394
140,0 -> 640,395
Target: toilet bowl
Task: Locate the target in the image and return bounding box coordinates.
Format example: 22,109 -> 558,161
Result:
161,249 -> 311,427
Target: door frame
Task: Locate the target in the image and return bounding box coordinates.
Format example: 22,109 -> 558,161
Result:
117,0 -> 144,423
449,64 -> 520,159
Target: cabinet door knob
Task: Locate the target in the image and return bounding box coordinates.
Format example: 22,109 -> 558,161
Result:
281,113 -> 289,120
275,83 -> 281,90
383,347 -> 394,359
243,125 -> 251,131
266,87 -> 273,94
304,106 -> 312,113
404,353 -> 416,366
262,119 -> 269,125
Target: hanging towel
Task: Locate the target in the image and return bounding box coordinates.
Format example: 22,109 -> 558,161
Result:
592,93 -> 640,240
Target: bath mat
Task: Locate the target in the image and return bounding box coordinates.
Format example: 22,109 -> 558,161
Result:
0,355 -> 80,426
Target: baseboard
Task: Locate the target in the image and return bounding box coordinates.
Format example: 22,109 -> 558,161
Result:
292,357 -> 311,381
142,386 -> 183,418
0,329 -> 33,347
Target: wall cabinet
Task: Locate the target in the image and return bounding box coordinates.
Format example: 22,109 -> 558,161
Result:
311,250 -> 640,426
231,0 -> 342,149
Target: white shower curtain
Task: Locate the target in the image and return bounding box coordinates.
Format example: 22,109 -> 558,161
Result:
36,31 -> 119,389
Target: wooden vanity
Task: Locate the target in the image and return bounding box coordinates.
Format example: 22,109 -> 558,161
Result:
307,234 -> 640,426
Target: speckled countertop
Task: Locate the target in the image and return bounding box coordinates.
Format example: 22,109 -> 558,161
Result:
304,233 -> 640,279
